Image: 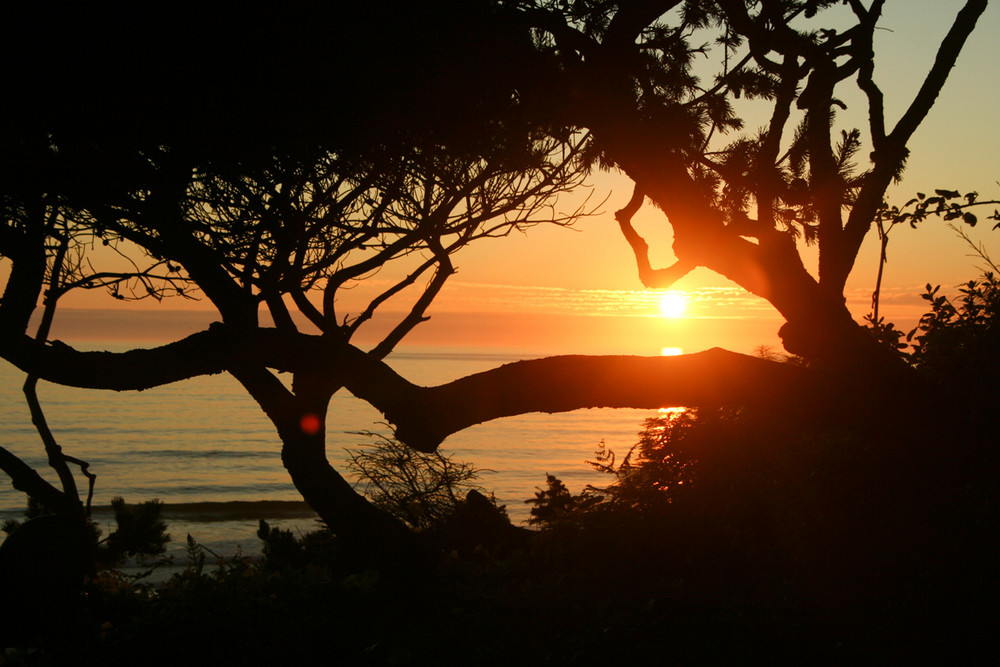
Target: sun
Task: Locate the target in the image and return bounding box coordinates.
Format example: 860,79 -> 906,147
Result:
658,292 -> 687,318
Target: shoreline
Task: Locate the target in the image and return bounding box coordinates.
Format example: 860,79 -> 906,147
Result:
158,499 -> 317,522
1,499 -> 318,525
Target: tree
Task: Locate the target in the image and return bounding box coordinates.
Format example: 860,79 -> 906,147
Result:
0,3 -> 594,551
0,1 -> 992,563
344,0 -> 993,446
504,0 -> 988,366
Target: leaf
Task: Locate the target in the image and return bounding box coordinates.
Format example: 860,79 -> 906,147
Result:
934,189 -> 960,199
963,212 -> 978,227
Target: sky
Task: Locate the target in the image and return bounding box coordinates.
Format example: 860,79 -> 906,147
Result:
31,1 -> 1000,356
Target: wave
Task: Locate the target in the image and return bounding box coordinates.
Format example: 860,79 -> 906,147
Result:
128,449 -> 274,460
95,499 -> 317,522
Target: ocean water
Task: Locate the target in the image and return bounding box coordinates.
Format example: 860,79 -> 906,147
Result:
0,346 -> 660,559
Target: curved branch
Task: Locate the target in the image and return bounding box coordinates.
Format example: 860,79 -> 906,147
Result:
368,244 -> 455,360
13,329 -> 820,460
0,445 -> 79,516
346,348 -> 818,454
24,233 -> 83,511
615,185 -> 696,288
63,455 -> 96,512
0,325 -> 399,396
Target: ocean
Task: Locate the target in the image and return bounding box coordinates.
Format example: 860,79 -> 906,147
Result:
0,345 -> 662,562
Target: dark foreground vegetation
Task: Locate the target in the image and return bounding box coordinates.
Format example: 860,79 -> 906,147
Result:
2,272 -> 997,665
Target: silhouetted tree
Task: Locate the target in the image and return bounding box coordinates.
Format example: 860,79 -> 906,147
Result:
0,1 -> 992,565
0,3 -> 592,549
504,0 -> 989,365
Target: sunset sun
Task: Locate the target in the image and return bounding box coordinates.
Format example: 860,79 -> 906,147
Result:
658,292 -> 687,318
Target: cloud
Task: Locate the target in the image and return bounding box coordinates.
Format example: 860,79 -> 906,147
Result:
431,281 -> 779,318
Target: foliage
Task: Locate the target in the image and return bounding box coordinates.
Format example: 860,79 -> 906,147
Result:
862,312 -> 909,357
863,226 -> 1000,389
869,187 -> 1000,328
879,188 -> 1000,231
524,473 -> 600,526
346,431 -> 491,530
256,519 -> 340,572
907,270 -> 1000,394
100,497 -> 170,564
10,404 -> 994,665
589,410 -> 699,511
421,488 -> 525,557
1,495 -> 169,584
0,495 -> 51,535
527,409 -> 702,527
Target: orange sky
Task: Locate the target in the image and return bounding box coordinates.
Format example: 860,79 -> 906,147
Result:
13,2 -> 1000,356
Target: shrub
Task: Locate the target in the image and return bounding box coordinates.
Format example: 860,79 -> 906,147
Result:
100,497 -> 170,564
256,520 -> 340,571
907,272 -> 1000,392
346,430 -> 491,530
524,474 -> 599,527
526,409 -> 707,528
590,410 -> 699,511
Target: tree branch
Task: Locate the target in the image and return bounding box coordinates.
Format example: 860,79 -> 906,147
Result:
23,233 -> 84,511
889,0 -> 987,145
0,445 -> 81,515
343,348 -> 818,454
853,1 -> 886,149
368,244 -> 455,360
342,254 -> 439,340
615,184 -> 696,288
604,1 -> 682,49
841,0 -> 987,281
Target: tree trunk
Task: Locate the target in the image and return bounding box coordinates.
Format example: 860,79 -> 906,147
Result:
279,432 -> 425,564
612,145 -> 904,369
228,361 -> 428,567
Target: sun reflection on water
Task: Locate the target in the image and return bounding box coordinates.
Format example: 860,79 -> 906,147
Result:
659,348 -> 687,414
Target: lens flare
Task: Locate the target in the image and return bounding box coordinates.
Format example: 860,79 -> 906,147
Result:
300,413 -> 322,435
